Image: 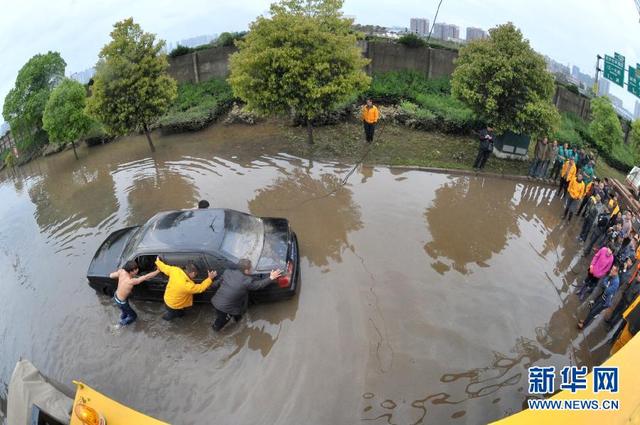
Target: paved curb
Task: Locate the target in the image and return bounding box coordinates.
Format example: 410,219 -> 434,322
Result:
369,164 -> 559,187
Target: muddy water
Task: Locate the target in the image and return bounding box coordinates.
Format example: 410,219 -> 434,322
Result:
0,123 -> 610,425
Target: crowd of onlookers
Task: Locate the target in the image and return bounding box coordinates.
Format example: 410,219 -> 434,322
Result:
528,137 -> 640,356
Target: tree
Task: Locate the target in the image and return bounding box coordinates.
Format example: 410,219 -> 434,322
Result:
630,119 -> 640,150
42,79 -> 93,160
3,52 -> 66,151
589,96 -> 624,150
228,0 -> 370,144
87,18 -> 177,152
451,23 -> 559,137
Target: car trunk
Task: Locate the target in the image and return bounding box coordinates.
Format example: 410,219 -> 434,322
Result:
87,226 -> 139,278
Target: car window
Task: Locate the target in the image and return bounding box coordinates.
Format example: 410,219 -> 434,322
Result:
161,253 -> 209,280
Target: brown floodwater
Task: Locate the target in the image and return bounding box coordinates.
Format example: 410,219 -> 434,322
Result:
0,123 -> 613,425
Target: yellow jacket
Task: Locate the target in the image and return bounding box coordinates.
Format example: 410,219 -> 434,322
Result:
561,160 -> 576,181
608,198 -> 620,217
567,177 -> 586,200
362,105 -> 379,124
156,258 -> 213,309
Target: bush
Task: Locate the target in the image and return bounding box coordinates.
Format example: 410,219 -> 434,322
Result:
214,32 -> 246,47
553,113 -> 583,147
168,43 -> 215,58
398,33 -> 427,48
414,93 -> 479,133
367,70 -> 451,104
156,78 -> 234,133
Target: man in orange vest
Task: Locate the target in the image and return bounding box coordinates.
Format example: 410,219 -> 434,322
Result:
361,98 -> 380,143
562,172 -> 585,221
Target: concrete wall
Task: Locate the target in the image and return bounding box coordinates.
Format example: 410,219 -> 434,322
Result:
553,86 -> 591,121
167,46 -> 237,83
167,41 -> 459,83
364,41 -> 458,78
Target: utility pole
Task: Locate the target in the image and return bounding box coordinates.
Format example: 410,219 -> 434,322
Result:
594,54 -> 602,96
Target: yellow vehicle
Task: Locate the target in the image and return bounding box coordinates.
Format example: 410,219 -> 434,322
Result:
6,360 -> 169,425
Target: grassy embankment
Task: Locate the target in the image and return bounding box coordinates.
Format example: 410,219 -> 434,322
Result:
147,71 -> 636,180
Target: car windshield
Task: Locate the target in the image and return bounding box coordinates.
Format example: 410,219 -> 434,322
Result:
220,211 -> 264,268
121,225 -> 148,263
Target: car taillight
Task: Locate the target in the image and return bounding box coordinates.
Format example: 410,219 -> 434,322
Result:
277,261 -> 294,288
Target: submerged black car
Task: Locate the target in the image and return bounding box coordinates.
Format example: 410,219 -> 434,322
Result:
87,208 -> 300,303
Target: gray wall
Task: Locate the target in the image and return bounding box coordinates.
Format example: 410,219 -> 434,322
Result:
167,46 -> 237,83
553,86 -> 591,121
166,41 -> 459,83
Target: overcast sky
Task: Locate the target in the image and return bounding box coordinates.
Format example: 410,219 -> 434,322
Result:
2,0 -> 640,118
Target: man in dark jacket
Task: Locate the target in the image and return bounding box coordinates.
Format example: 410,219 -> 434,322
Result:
473,126 -> 494,170
211,259 -> 282,331
528,137 -> 548,178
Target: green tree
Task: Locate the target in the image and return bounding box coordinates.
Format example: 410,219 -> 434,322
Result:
451,23 -> 559,137
228,0 -> 371,144
42,79 -> 93,160
87,18 -> 177,152
630,119 -> 640,150
589,96 -> 624,150
2,52 -> 66,151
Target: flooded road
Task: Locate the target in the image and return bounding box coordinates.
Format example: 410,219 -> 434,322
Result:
0,123 -> 610,424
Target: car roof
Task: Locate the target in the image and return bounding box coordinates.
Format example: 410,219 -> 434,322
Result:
133,208 -> 239,255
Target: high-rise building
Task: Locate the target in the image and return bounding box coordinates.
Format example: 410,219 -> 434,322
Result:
607,94 -> 623,108
410,18 -> 429,36
432,23 -> 459,41
571,65 -> 580,78
465,27 -> 486,41
635,100 -> 640,119
598,78 -> 610,96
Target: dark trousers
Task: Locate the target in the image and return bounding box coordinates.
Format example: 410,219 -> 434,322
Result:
473,149 -> 491,169
583,297 -> 608,327
114,296 -> 137,326
607,299 -> 630,326
550,159 -> 563,180
577,271 -> 600,301
579,217 -> 594,241
558,178 -> 569,198
528,159 -> 543,177
212,308 -> 242,331
563,197 -> 578,221
163,305 -> 185,321
363,122 -> 376,143
584,228 -> 605,256
577,197 -> 590,216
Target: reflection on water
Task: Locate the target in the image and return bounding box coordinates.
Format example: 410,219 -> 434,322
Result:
424,177 -> 520,275
0,123 -> 608,424
248,167 -> 362,267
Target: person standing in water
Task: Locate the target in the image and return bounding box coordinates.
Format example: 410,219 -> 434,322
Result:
109,260 -> 160,326
361,98 -> 379,143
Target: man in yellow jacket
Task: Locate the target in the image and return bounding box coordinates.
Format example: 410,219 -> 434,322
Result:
361,98 -> 379,143
156,257 -> 216,321
558,157 -> 576,199
562,172 -> 585,222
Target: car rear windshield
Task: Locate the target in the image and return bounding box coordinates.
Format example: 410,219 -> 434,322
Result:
220,211 -> 264,268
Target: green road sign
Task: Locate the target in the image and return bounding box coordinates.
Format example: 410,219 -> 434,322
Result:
604,53 -> 625,87
628,64 -> 640,98
628,66 -> 639,96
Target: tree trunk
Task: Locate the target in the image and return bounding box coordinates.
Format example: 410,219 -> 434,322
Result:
306,119 -> 314,145
143,123 -> 156,152
71,141 -> 78,160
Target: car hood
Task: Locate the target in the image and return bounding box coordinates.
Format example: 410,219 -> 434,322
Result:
87,226 -> 139,278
